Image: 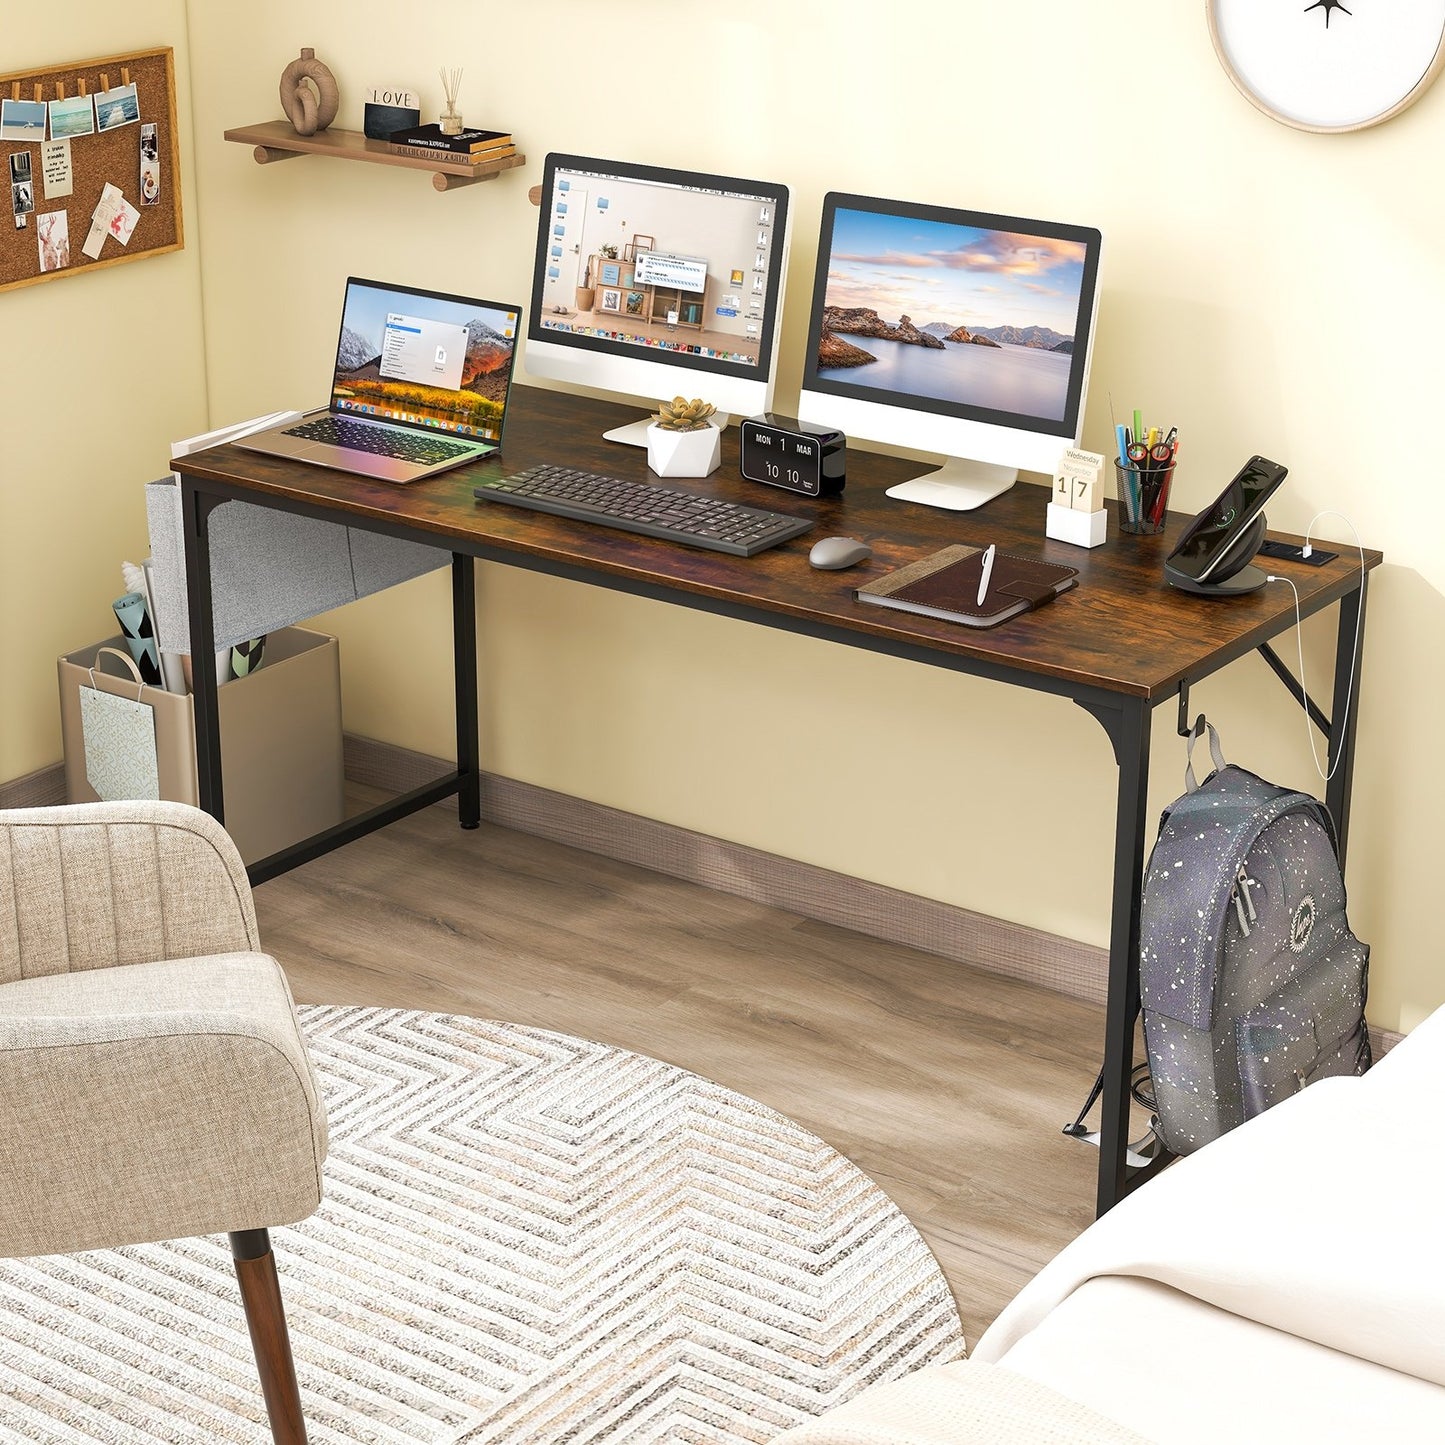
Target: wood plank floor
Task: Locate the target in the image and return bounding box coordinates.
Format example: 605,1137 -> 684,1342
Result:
254,799 -> 1108,1347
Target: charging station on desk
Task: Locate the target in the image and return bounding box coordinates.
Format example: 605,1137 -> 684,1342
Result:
1164,455 -> 1288,596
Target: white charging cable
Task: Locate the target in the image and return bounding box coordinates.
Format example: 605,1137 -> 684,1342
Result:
1263,510 -> 1366,783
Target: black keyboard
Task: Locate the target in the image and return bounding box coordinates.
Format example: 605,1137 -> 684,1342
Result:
287,415 -> 476,464
474,464 -> 814,557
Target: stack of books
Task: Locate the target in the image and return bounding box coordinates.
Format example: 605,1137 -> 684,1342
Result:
386,124 -> 516,166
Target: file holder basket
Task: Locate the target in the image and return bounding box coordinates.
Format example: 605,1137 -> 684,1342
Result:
58,627 -> 344,866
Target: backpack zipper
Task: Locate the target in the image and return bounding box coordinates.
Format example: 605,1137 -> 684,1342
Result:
1231,865 -> 1261,936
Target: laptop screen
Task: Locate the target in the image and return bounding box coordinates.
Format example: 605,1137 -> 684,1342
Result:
330,278 -> 520,446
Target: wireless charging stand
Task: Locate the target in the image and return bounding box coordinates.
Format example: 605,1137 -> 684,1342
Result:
1164,515 -> 1269,596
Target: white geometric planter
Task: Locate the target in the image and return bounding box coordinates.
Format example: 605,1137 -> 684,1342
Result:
646,422 -> 722,479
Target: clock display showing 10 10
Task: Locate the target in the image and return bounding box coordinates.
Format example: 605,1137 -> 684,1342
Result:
738,413 -> 846,497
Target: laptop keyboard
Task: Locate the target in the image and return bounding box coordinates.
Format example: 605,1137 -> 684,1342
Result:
474,464 -> 813,557
288,415 -> 476,464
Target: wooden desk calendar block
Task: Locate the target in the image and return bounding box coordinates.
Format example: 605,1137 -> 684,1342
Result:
1068,471 -> 1102,511
1052,470 -> 1103,511
1052,448 -> 1105,513
1047,499 -> 1107,548
1060,446 -> 1105,475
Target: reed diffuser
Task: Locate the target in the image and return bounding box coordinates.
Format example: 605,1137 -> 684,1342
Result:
439,67 -> 464,135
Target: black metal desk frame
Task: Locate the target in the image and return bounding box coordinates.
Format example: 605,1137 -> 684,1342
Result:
179,475 -> 1368,1218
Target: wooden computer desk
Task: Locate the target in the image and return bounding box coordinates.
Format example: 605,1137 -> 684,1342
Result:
172,388 -> 1381,1215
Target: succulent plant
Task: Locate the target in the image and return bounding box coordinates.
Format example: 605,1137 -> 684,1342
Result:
652,396 -> 718,432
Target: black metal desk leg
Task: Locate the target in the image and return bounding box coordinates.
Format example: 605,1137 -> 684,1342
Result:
1325,576 -> 1368,870
1078,695 -> 1153,1215
452,553 -> 481,829
181,480 -> 225,826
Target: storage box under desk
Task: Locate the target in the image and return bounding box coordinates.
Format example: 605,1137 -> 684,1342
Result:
58,626 -> 344,866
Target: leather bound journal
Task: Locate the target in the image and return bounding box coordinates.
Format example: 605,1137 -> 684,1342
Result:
855,544 -> 1078,628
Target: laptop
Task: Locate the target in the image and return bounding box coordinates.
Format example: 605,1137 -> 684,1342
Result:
237,277 -> 522,483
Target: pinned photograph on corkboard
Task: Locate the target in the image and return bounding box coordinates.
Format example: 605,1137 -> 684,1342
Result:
94,82 -> 139,132
82,181 -> 135,258
37,210 -> 69,271
139,121 -> 159,205
11,152 -> 34,229
1,99 -> 47,143
107,192 -> 139,245
49,94 -> 95,140
0,47 -> 181,293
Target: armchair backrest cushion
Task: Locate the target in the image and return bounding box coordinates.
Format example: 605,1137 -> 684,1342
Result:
0,802 -> 259,983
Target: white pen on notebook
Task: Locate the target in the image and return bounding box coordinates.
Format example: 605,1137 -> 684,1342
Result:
977,544 -> 997,606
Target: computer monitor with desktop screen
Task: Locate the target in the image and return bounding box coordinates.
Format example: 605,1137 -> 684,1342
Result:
527,153 -> 791,445
799,192 -> 1102,511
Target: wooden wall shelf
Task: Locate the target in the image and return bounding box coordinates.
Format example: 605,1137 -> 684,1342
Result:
223,120 -> 526,192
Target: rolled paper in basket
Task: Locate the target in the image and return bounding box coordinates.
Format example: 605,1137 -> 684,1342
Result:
112,592 -> 162,685
230,635 -> 266,678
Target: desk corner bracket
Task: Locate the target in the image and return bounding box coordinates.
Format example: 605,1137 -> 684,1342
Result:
1074,695 -> 1150,769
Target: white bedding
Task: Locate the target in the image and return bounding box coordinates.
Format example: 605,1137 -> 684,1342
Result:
975,1008 -> 1445,1394
1000,1274 -> 1445,1441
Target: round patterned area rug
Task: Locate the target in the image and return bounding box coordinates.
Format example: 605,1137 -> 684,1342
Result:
0,1007 -> 964,1443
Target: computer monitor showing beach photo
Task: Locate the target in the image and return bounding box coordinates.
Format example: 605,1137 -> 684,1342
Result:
526,153 -> 791,445
799,192 -> 1102,510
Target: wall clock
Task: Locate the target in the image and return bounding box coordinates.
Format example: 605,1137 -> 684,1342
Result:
1207,0 -> 1445,131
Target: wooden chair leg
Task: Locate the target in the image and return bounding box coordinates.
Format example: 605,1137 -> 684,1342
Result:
229,1229 -> 308,1445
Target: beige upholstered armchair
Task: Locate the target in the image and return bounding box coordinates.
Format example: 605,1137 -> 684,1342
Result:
0,801 -> 327,1444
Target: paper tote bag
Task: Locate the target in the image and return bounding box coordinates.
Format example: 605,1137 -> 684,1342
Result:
78,647 -> 161,802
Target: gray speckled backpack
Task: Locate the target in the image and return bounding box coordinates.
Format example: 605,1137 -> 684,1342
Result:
1140,722 -> 1371,1155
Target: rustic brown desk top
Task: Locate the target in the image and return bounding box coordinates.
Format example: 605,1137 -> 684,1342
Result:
173,388 -> 1381,701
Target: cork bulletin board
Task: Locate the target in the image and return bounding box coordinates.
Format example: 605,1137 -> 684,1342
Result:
0,47 -> 182,293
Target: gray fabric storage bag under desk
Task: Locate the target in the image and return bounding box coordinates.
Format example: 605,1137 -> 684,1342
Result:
349,524 -> 451,597
146,479 -> 445,651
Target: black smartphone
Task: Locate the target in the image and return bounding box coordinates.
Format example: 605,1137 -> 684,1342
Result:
1166,456 -> 1288,584
1257,538 -> 1336,567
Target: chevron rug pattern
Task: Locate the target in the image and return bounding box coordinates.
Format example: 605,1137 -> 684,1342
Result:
0,1007 -> 964,1443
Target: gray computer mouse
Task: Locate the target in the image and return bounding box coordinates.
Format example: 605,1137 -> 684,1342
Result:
808,536 -> 872,570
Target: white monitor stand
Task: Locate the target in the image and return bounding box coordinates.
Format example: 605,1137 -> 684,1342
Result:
885,457 -> 1018,511
800,392 -> 1063,515
604,412 -> 732,447
601,417 -> 656,447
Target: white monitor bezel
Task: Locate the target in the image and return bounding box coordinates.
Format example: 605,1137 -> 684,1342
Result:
525,153 -> 791,421
797,192 -> 1103,477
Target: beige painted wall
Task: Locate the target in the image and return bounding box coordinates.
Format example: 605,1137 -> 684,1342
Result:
9,4 -> 1437,1034
0,6 -> 209,783
186,1 -> 1442,1033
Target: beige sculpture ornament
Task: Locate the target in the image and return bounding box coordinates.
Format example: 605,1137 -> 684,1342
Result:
279,48 -> 339,137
